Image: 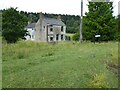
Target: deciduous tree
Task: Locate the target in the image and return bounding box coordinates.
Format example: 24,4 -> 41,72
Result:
2,7 -> 28,43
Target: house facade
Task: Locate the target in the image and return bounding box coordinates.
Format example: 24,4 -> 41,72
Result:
25,13 -> 66,42
25,23 -> 36,41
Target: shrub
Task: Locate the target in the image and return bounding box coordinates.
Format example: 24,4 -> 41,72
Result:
113,33 -> 120,41
2,37 -> 7,45
72,32 -> 79,41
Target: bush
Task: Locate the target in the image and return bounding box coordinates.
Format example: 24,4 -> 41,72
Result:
72,32 -> 80,41
2,37 -> 7,45
113,33 -> 120,41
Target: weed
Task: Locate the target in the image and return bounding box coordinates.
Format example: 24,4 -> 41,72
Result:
87,73 -> 110,88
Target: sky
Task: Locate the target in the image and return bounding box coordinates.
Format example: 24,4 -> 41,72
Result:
0,0 -> 120,16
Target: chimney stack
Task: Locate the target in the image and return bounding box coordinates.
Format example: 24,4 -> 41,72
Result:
57,15 -> 61,21
39,12 -> 43,32
39,12 -> 44,20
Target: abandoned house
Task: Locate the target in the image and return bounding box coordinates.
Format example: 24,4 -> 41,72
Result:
25,22 -> 36,40
25,12 -> 66,42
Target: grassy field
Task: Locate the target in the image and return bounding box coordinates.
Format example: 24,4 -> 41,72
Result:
2,40 -> 118,88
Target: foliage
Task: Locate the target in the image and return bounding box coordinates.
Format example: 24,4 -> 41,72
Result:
72,32 -> 80,41
2,41 -> 118,88
66,33 -> 74,40
114,15 -> 120,41
2,8 -> 28,43
83,1 -> 116,41
0,11 -> 2,36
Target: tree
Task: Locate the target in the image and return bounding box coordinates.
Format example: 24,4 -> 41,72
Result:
113,15 -> 120,41
0,10 -> 2,36
83,1 -> 116,41
118,15 -> 120,35
2,7 -> 28,43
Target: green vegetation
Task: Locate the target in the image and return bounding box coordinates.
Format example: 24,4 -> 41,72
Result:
2,8 -> 28,43
82,1 -> 117,41
114,15 -> 120,41
2,41 -> 118,88
88,73 -> 109,88
1,5 -> 119,42
0,37 -> 2,90
66,33 -> 74,40
1,2 -> 119,88
0,11 -> 2,36
72,32 -> 80,41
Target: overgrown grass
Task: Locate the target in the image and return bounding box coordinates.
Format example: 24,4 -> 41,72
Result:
2,40 -> 118,88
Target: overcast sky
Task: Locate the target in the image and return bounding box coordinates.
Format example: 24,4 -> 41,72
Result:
0,0 -> 120,16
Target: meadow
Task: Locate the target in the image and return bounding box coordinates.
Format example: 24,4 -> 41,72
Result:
2,40 -> 118,88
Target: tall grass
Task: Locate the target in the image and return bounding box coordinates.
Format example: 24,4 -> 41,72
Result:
2,40 -> 118,88
88,73 -> 110,88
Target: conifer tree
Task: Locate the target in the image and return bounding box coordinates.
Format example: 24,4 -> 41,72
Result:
83,0 -> 116,41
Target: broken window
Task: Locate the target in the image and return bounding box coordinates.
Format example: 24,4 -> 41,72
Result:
61,34 -> 63,40
50,25 -> 53,27
56,34 -> 59,40
61,26 -> 63,32
50,28 -> 53,32
50,37 -> 53,41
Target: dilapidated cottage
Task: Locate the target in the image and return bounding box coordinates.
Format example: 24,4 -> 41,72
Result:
25,23 -> 36,40
25,12 -> 66,42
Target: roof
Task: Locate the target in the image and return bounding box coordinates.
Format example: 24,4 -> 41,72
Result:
44,17 -> 65,26
27,17 -> 65,28
26,23 -> 36,28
